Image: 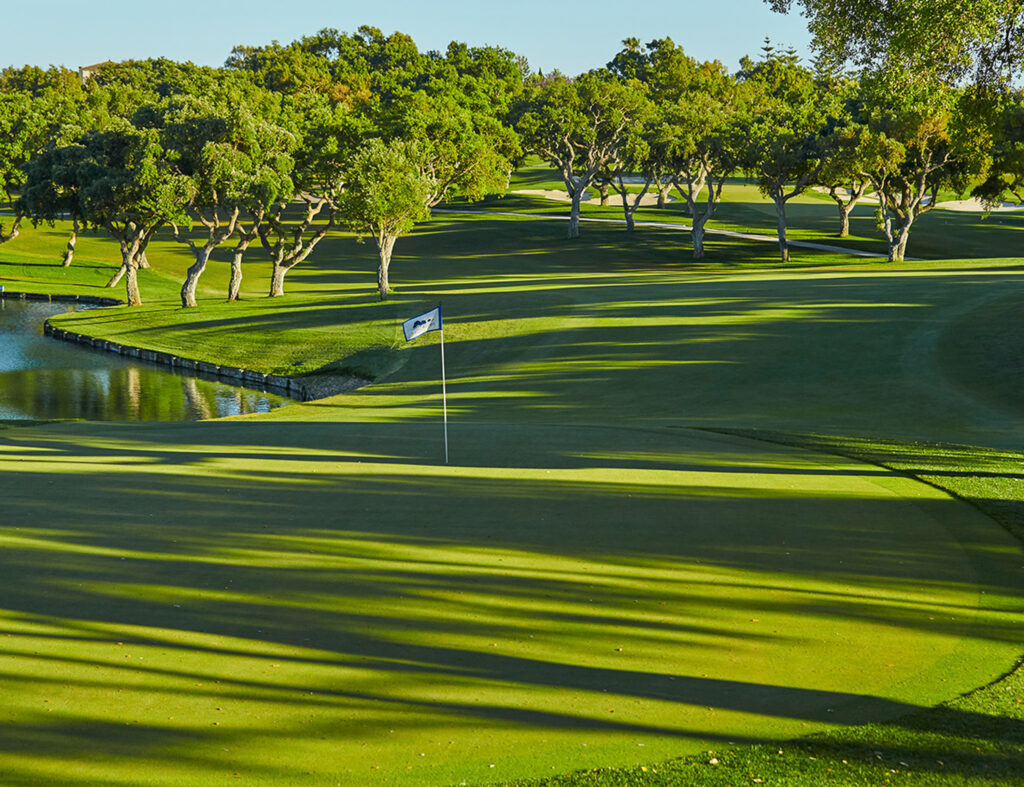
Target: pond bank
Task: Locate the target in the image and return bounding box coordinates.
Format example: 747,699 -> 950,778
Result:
1,289 -> 368,402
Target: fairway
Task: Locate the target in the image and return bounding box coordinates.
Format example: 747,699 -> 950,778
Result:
2,211 -> 1024,785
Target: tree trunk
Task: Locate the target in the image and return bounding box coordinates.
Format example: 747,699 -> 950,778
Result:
597,179 -> 610,206
137,251 -> 150,269
568,190 -> 582,239
228,253 -> 244,302
837,203 -> 850,238
657,181 -> 670,209
692,221 -> 706,259
621,188 -> 636,232
896,233 -> 909,261
887,238 -> 900,262
890,218 -> 913,261
377,235 -> 396,300
180,248 -> 212,308
679,177 -> 726,260
62,220 -> 78,266
269,261 -> 287,297
0,214 -> 22,244
617,175 -> 650,233
106,262 -> 127,288
227,233 -> 254,302
259,199 -> 333,299
688,197 -> 708,260
125,258 -> 142,306
774,198 -> 790,263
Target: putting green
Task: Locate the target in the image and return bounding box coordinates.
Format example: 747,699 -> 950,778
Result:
0,419 -> 1019,785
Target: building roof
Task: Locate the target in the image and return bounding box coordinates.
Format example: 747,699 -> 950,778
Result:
79,61 -> 115,71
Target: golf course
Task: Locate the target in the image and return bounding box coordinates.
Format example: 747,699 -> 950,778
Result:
1,179 -> 1024,785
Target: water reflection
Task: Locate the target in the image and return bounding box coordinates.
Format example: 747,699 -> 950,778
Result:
0,299 -> 292,421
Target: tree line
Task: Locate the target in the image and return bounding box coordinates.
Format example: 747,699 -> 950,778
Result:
0,29 -> 522,306
2,25 -> 1024,308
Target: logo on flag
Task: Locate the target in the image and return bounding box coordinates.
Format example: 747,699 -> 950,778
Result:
402,306 -> 442,342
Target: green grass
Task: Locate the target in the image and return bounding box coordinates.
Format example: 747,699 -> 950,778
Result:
2,185 -> 1024,785
500,168 -> 1024,262
0,421 -> 1018,786
487,432 -> 1024,786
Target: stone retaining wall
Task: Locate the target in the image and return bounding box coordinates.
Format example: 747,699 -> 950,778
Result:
1,288 -> 310,401
0,289 -> 122,307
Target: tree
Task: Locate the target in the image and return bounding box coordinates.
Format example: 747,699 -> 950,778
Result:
603,124 -> 655,232
259,197 -> 334,298
436,40 -> 528,119
88,58 -> 230,103
252,93 -> 371,298
338,138 -> 432,300
0,92 -> 50,244
816,120 -> 875,237
971,88 -> 1024,208
148,98 -> 236,306
767,0 -> 1024,83
225,42 -> 334,96
739,48 -> 833,261
226,25 -> 431,108
515,70 -> 648,238
226,114 -> 296,302
153,95 -> 296,307
0,65 -> 82,97
803,69 -> 875,238
856,74 -> 990,261
386,88 -> 519,209
663,98 -> 745,258
70,123 -> 194,305
4,77 -> 136,258
301,29 -> 523,208
20,144 -> 89,265
228,26 -> 522,286
612,39 -> 744,258
608,37 -> 687,210
141,71 -> 296,302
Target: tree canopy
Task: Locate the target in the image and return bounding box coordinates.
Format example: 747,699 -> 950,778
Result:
767,0 -> 1024,82
3,23 -> 1019,308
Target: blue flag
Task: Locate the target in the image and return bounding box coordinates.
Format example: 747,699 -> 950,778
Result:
403,306 -> 442,341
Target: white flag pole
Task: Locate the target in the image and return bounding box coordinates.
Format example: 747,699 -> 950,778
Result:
402,305 -> 448,463
439,316 -> 449,465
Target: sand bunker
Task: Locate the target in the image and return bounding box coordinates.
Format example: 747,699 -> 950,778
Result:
517,186 -> 1024,213
811,187 -> 1024,213
934,197 -> 1024,212
514,188 -> 675,207
812,186 -> 880,204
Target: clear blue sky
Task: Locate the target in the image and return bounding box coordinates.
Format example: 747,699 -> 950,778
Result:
6,0 -> 812,75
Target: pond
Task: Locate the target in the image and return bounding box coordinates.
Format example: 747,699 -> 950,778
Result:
0,299 -> 292,421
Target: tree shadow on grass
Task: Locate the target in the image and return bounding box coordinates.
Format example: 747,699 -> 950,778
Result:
0,421 -> 1022,781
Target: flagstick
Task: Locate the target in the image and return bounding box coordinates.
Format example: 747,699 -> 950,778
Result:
440,325 -> 449,465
